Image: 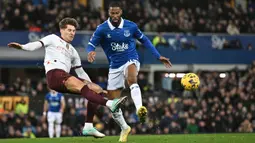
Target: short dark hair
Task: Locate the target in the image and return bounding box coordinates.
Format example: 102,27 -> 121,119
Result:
109,1 -> 122,9
59,17 -> 79,29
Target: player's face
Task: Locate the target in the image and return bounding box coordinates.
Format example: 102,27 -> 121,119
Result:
60,24 -> 76,43
109,7 -> 122,23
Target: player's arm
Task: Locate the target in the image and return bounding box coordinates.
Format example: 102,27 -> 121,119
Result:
8,34 -> 53,51
43,100 -> 48,117
134,25 -> 172,68
60,96 -> 65,113
87,27 -> 103,63
8,41 -> 43,51
72,49 -> 92,83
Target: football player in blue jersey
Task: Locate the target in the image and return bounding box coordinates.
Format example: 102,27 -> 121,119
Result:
43,89 -> 65,138
86,2 -> 172,142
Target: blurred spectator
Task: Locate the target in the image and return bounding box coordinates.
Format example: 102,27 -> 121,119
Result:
169,121 -> 182,134
223,39 -> 242,49
28,111 -> 37,127
13,117 -> 23,132
152,33 -> 168,48
9,8 -> 26,30
7,126 -> 16,138
0,115 -> 8,138
247,43 -> 253,50
0,0 -> 254,33
0,103 -> 4,114
7,111 -> 16,125
170,34 -> 197,51
35,126 -> 47,137
185,118 -> 198,133
22,119 -> 36,134
23,127 -> 36,138
66,108 -> 77,130
227,20 -> 240,35
0,83 -> 6,95
15,98 -> 28,115
238,119 -> 253,133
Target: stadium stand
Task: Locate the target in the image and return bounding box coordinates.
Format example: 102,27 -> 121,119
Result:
0,0 -> 255,33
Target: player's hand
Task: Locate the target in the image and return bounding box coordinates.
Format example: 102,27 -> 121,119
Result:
87,51 -> 96,63
159,56 -> 172,68
42,112 -> 47,121
8,42 -> 23,49
42,116 -> 46,122
60,109 -> 64,113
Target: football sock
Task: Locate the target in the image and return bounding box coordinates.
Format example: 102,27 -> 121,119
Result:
48,122 -> 54,138
81,85 -> 107,106
112,109 -> 129,130
86,101 -> 98,122
55,124 -> 61,137
130,83 -> 142,112
83,123 -> 93,130
83,101 -> 98,129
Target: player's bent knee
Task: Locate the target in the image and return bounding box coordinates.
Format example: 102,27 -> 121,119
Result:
64,76 -> 85,93
127,76 -> 137,85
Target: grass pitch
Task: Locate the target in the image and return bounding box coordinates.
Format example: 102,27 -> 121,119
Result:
1,133 -> 255,143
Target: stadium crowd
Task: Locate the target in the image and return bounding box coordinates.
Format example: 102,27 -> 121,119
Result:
0,61 -> 254,138
0,0 -> 255,139
0,0 -> 255,33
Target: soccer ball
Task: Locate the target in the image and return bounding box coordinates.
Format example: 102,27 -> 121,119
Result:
181,73 -> 200,90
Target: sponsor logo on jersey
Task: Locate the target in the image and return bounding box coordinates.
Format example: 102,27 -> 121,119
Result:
111,42 -> 128,52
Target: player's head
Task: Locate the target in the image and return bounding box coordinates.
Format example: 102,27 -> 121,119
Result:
59,17 -> 79,43
108,1 -> 122,24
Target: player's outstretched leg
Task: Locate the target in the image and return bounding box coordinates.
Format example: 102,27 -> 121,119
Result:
82,102 -> 105,138
80,85 -> 127,112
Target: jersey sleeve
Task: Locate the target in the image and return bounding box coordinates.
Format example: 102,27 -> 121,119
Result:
71,48 -> 82,68
87,26 -> 103,52
133,24 -> 161,59
45,93 -> 49,101
60,94 -> 65,101
133,24 -> 144,40
40,34 -> 55,47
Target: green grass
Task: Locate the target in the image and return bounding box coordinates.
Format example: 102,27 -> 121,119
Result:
1,133 -> 255,143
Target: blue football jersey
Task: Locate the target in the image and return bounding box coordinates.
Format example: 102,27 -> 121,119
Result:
88,18 -> 144,69
45,92 -> 63,112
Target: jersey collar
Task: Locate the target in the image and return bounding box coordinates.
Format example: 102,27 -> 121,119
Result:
107,18 -> 124,30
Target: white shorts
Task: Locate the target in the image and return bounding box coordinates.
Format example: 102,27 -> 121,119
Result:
107,60 -> 140,90
47,111 -> 62,124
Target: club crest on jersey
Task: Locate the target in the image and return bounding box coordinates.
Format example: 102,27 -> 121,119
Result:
124,30 -> 130,37
107,34 -> 111,38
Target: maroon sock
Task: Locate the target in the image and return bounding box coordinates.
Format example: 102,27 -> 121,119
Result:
81,85 -> 107,106
86,102 -> 99,122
